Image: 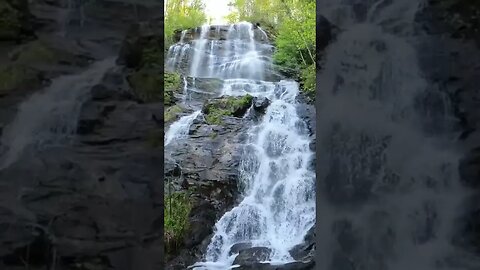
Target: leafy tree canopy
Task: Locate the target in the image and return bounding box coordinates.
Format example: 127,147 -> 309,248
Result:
164,0 -> 207,46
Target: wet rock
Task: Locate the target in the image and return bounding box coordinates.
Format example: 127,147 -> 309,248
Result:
184,200 -> 216,248
233,247 -> 272,266
236,261 -> 315,270
165,158 -> 181,177
289,226 -> 315,261
296,101 -> 316,136
202,95 -> 253,124
229,242 -> 253,255
174,24 -> 269,44
253,97 -> 270,114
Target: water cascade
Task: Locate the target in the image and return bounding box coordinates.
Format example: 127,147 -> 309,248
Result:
316,1 -> 476,269
0,58 -> 115,170
165,22 -> 315,269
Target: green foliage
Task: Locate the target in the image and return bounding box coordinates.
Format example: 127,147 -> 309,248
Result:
0,64 -> 40,94
165,0 -> 207,46
227,0 -> 316,99
164,72 -> 181,105
164,191 -> 191,254
165,105 -> 183,123
227,0 -> 284,26
13,41 -> 58,64
300,63 -> 315,98
127,68 -> 162,102
204,108 -> 231,125
165,72 -> 181,91
203,95 -> 253,125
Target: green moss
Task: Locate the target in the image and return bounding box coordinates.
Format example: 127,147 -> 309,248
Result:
204,108 -> 231,125
13,41 -> 58,64
164,191 -> 191,254
164,105 -> 183,123
127,68 -> 162,102
0,64 -> 40,94
209,131 -> 218,139
165,72 -> 181,90
164,72 -> 181,105
203,95 -> 253,125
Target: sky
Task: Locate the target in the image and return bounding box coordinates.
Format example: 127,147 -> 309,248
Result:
203,0 -> 231,24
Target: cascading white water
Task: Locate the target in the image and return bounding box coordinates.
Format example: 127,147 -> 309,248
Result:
164,110 -> 202,146
190,25 -> 210,77
164,22 -> 274,146
165,21 -> 315,269
192,80 -> 315,270
0,58 -> 115,169
316,1 -> 475,269
166,22 -> 274,81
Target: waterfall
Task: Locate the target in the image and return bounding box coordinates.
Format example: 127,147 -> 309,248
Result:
0,58 -> 115,170
195,80 -> 315,269
316,1 -> 474,269
166,21 -> 315,269
164,110 -> 202,146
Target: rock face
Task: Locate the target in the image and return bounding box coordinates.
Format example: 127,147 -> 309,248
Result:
0,1 -> 164,270
415,0 -> 480,258
173,24 -> 270,43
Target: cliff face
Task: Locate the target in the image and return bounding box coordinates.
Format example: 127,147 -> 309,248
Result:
0,1 -> 165,269
420,0 -> 480,256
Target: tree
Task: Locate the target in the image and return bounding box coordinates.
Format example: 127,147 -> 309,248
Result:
164,0 -> 207,46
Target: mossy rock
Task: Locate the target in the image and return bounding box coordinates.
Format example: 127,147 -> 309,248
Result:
10,40 -> 91,67
164,72 -> 181,106
164,105 -> 183,123
127,68 -> 162,103
202,95 -> 253,125
0,63 -> 41,95
11,40 -> 57,64
164,191 -> 191,254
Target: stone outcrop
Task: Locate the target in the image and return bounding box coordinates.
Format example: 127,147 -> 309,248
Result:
173,24 -> 270,44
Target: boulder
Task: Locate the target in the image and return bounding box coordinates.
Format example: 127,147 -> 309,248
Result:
229,242 -> 253,255
253,96 -> 270,114
233,247 -> 272,266
202,95 -> 253,125
289,226 -> 315,261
